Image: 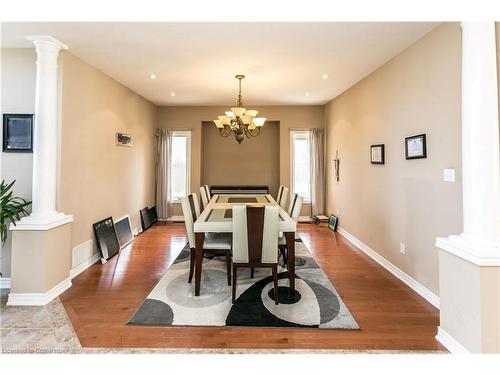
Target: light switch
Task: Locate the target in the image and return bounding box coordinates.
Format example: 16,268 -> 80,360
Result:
443,168 -> 456,182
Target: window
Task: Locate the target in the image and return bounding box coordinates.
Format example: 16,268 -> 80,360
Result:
290,130 -> 311,202
170,131 -> 191,202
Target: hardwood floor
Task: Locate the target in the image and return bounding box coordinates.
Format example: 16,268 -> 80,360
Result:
60,223 -> 445,351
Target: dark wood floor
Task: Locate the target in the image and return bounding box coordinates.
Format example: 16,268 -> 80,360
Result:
60,223 -> 444,351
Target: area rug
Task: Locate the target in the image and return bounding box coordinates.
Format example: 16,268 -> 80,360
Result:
128,239 -> 359,330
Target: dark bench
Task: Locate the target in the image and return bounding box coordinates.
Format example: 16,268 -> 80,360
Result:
210,185 -> 269,195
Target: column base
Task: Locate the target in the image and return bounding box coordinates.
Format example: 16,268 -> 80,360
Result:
10,212 -> 73,231
436,237 -> 500,353
7,219 -> 73,306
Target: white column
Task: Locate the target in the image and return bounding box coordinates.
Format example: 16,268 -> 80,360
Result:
437,22 -> 500,262
13,36 -> 72,230
461,22 -> 500,249
435,22 -> 500,354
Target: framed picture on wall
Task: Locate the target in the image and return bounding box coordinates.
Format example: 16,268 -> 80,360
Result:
370,144 -> 385,165
2,114 -> 33,152
116,132 -> 133,146
405,134 -> 427,159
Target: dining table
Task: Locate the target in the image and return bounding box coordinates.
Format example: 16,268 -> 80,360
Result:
193,194 -> 297,296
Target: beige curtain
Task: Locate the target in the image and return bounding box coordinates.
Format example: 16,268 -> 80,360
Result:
309,128 -> 325,217
155,128 -> 171,219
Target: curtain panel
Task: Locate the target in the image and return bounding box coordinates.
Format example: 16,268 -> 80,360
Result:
155,128 -> 171,219
309,128 -> 326,217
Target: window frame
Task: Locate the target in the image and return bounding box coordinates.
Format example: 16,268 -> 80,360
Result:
170,130 -> 191,203
290,130 -> 311,203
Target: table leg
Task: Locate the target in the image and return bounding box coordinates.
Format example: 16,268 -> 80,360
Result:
195,232 -> 205,296
284,232 -> 295,293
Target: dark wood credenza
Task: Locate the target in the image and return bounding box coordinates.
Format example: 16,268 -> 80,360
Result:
210,185 -> 269,195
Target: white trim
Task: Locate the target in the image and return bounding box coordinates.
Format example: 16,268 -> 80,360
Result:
7,277 -> 71,306
436,327 -> 470,354
436,235 -> 500,266
337,226 -> 440,309
0,277 -> 11,289
70,253 -> 100,279
166,216 -> 184,222
133,226 -> 141,236
9,213 -> 73,231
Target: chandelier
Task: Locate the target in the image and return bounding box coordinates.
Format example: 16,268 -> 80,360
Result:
213,75 -> 266,144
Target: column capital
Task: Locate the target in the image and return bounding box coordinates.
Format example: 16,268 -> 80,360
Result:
26,35 -> 68,51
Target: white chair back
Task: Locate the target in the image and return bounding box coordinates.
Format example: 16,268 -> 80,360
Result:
180,193 -> 201,248
287,193 -> 303,222
232,205 -> 279,264
200,185 -> 211,209
276,185 -> 289,209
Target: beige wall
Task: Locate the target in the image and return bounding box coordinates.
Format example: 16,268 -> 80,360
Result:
10,223 -> 71,294
201,121 -> 280,194
158,106 -> 324,216
0,49 -> 36,277
324,23 -> 463,295
58,52 -> 157,250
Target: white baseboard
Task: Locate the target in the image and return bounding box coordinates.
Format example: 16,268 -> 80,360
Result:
70,252 -> 100,279
337,226 -> 440,309
7,277 -> 72,306
132,226 -> 141,236
166,216 -> 184,222
1,277 -> 11,289
436,327 -> 469,353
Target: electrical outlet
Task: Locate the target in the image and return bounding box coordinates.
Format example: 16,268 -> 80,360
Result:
336,208 -> 339,216
399,242 -> 406,255
443,168 -> 456,182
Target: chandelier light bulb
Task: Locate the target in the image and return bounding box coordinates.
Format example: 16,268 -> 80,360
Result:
245,110 -> 258,117
253,117 -> 266,127
231,107 -> 246,117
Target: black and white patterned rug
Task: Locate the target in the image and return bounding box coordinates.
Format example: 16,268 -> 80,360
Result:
128,240 -> 359,329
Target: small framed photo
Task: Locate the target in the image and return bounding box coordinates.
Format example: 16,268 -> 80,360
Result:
116,132 -> 133,147
3,114 -> 33,152
328,214 -> 338,231
405,134 -> 427,159
370,144 -> 385,165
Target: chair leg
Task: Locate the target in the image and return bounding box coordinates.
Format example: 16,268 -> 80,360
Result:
251,268 -> 255,278
225,251 -> 231,286
188,248 -> 195,283
232,265 -> 237,303
272,265 -> 279,305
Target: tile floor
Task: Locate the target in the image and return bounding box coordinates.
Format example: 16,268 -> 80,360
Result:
0,289 -> 81,353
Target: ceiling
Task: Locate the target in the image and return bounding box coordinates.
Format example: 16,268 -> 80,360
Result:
1,22 -> 439,106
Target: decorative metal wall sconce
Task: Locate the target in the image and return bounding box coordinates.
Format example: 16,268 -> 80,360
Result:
333,149 -> 340,182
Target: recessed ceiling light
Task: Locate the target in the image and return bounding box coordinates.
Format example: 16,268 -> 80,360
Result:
305,92 -> 310,97
170,92 -> 176,97
149,74 -> 156,80
322,74 -> 329,79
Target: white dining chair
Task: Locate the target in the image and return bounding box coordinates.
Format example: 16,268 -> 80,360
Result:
279,193 -> 303,266
276,185 -> 289,209
231,205 -> 280,304
199,185 -> 211,210
181,193 -> 232,285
